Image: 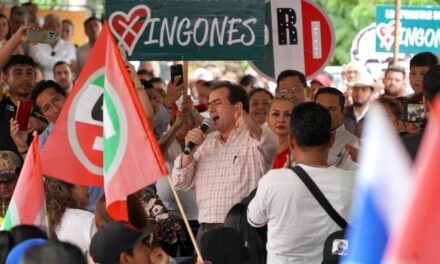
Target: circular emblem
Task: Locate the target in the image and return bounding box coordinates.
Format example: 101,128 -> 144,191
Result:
68,68 -> 128,180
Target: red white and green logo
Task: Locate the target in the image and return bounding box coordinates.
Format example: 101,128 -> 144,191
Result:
67,68 -> 128,184
41,24 -> 167,220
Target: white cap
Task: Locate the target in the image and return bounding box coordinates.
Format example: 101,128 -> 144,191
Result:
191,68 -> 214,82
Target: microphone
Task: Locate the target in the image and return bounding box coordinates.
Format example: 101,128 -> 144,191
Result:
183,118 -> 213,155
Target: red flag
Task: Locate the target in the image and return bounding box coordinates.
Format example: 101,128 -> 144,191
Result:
2,133 -> 47,231
385,97 -> 440,263
41,23 -> 167,220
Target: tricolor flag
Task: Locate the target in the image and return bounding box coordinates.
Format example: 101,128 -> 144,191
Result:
341,104 -> 413,264
385,98 -> 440,263
41,23 -> 168,220
1,133 -> 47,231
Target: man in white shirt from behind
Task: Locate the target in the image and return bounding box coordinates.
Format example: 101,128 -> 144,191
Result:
248,102 -> 355,264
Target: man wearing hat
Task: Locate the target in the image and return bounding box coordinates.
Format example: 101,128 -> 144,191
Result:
0,150 -> 22,220
310,73 -> 333,99
90,221 -> 169,264
344,71 -> 376,138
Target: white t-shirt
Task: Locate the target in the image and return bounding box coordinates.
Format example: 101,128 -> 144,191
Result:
29,39 -> 76,80
248,164 -> 355,264
56,208 -> 97,253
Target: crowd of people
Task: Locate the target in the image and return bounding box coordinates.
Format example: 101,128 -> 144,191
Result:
0,2 -> 440,264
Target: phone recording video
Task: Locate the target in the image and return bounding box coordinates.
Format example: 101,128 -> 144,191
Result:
170,64 -> 183,86
16,100 -> 32,131
404,103 -> 425,123
27,30 -> 57,44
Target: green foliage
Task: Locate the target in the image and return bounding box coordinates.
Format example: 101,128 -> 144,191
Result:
315,0 -> 440,65
20,0 -> 103,9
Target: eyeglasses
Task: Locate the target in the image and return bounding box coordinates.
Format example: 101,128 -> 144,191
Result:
279,87 -> 302,95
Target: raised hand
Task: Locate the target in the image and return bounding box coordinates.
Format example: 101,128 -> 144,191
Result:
344,144 -> 359,162
148,247 -> 170,264
184,127 -> 206,155
164,81 -> 183,108
125,62 -> 143,90
28,116 -> 47,133
234,103 -> 262,140
10,118 -> 30,154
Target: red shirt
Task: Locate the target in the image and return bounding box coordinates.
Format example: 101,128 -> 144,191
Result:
273,148 -> 289,169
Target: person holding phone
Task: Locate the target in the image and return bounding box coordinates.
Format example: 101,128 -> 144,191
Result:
398,52 -> 438,136
0,25 -> 31,71
1,54 -> 46,154
28,13 -> 76,80
402,65 -> 440,160
150,65 -> 186,140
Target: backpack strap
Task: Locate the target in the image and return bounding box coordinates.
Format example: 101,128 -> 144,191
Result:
289,165 -> 348,229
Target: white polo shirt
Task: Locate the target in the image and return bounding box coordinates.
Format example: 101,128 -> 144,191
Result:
248,164 -> 355,264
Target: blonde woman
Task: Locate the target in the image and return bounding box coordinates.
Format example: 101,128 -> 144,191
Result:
267,97 -> 295,168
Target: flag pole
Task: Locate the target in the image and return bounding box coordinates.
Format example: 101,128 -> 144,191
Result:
165,60 -> 203,261
392,0 -> 401,65
166,175 -> 203,261
183,61 -> 189,96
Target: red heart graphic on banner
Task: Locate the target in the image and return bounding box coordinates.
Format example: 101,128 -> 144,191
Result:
376,21 -> 395,52
108,5 -> 150,56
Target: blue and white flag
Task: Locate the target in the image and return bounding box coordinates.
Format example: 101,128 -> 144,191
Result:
342,104 -> 413,264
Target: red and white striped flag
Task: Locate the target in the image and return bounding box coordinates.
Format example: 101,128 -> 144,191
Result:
1,133 -> 47,231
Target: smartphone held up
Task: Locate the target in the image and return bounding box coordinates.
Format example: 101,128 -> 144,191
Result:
27,29 -> 57,45
170,64 -> 184,86
404,102 -> 425,123
16,100 -> 32,131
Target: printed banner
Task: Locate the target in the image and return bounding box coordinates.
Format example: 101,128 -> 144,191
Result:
106,0 -> 265,60
376,5 -> 440,55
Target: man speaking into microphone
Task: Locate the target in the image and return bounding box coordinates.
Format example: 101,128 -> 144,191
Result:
183,118 -> 213,155
172,82 -> 277,244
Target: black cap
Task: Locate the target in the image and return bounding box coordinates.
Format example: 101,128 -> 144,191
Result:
89,221 -> 155,264
322,230 -> 348,264
201,228 -> 253,264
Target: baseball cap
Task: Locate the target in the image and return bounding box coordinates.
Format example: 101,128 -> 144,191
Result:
201,228 -> 253,264
0,151 -> 22,182
89,221 -> 155,264
191,68 -> 214,82
311,74 -> 332,87
6,238 -> 47,264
